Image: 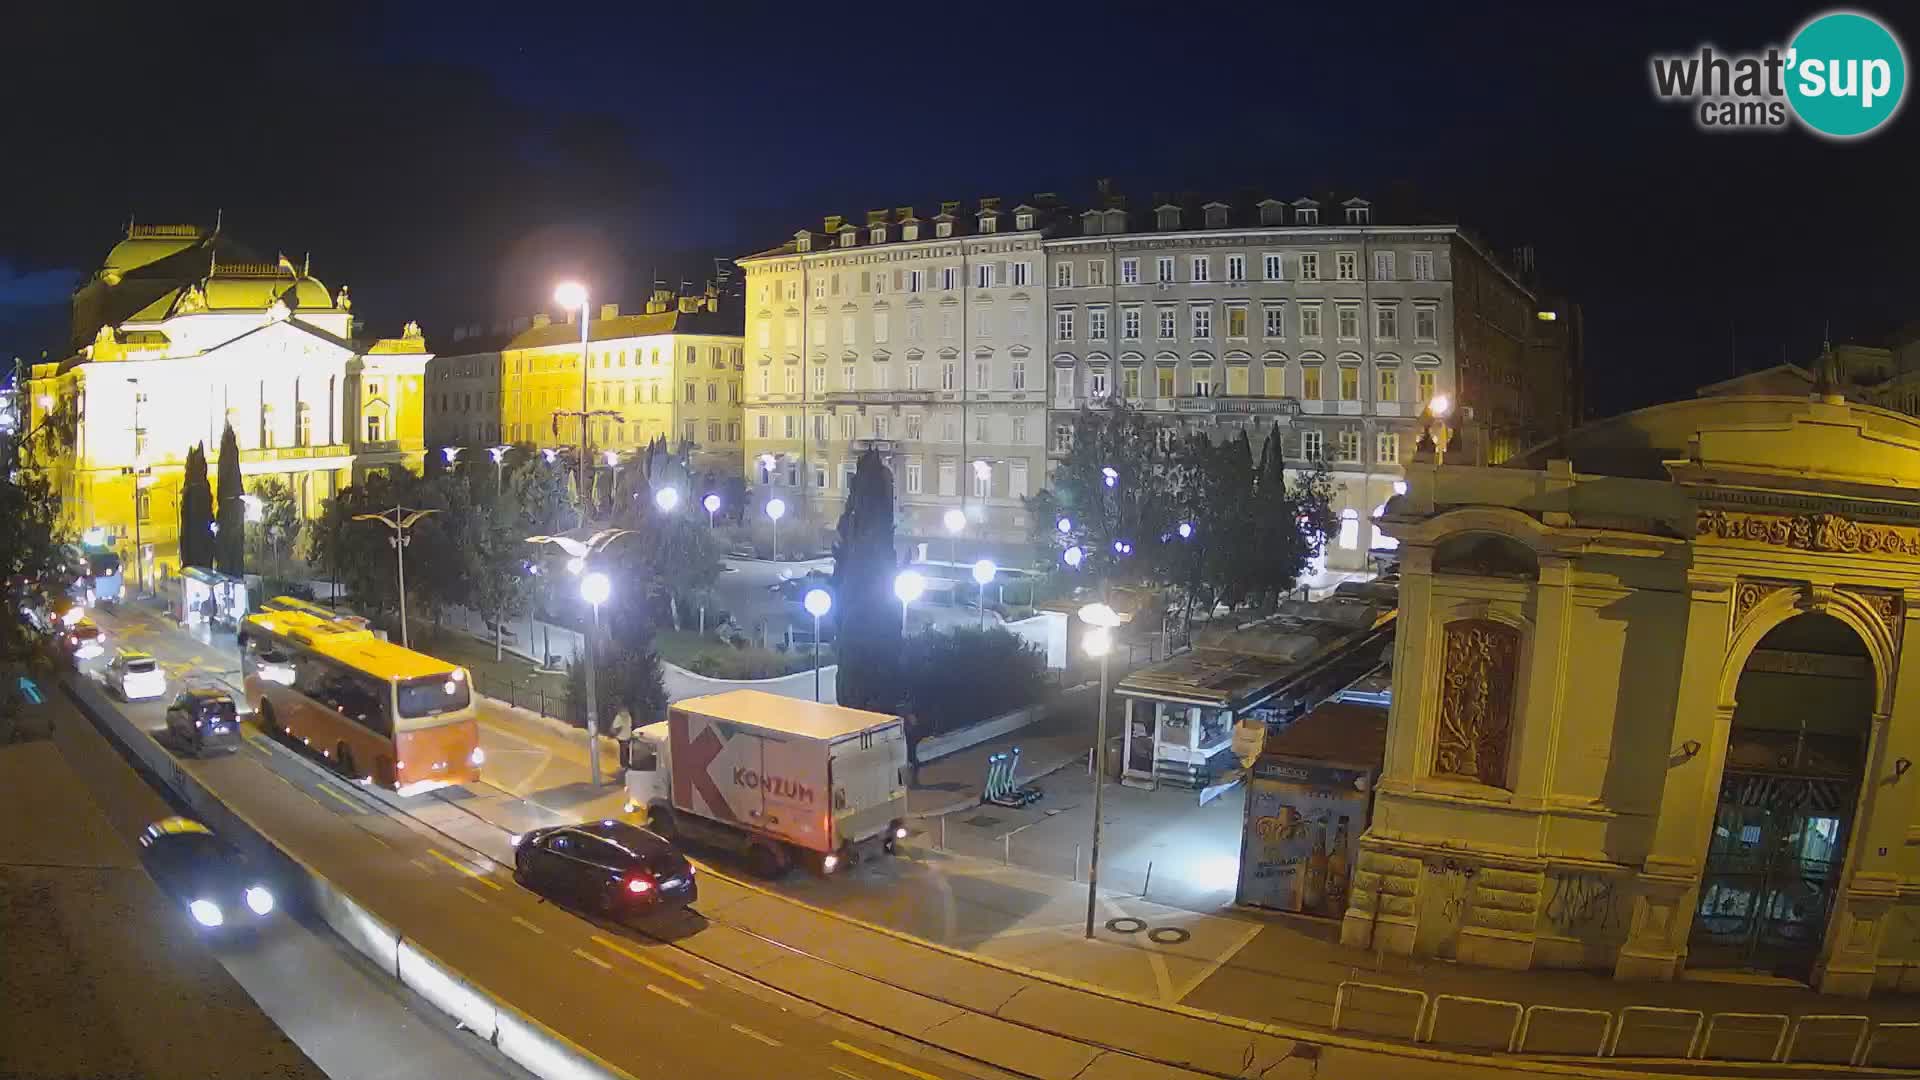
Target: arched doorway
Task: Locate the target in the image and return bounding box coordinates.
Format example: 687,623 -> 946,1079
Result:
1690,613 -> 1874,980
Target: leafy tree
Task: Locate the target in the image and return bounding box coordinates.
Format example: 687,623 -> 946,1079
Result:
901,626 -> 1048,740
638,505 -> 721,629
215,424 -> 245,575
829,448 -> 901,712
178,443 -> 214,570
308,468 -> 468,635
0,466 -> 67,658
1024,399 -> 1174,583
244,477 -> 301,574
564,600 -> 669,734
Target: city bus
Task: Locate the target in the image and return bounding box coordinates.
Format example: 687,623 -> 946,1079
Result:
238,603 -> 482,795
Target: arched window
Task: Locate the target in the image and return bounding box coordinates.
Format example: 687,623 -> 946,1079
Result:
1338,508 -> 1360,549
1433,619 -> 1522,787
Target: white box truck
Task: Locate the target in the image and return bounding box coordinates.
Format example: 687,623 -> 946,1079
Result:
621,690 -> 910,877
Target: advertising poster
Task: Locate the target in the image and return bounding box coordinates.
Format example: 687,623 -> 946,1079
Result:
1238,759 -> 1370,917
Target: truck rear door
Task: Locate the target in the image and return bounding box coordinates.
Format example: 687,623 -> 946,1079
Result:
828,724 -> 908,847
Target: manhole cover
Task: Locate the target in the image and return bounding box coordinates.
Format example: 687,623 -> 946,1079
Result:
962,814 -> 1002,828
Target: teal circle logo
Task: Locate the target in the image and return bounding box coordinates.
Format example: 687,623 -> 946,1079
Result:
1787,11 -> 1907,138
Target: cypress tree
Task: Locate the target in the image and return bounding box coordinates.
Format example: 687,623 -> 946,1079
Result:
829,448 -> 900,711
215,423 -> 245,575
179,443 -> 214,569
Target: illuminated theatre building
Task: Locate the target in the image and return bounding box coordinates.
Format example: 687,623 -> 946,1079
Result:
1346,361 -> 1920,995
26,222 -> 429,581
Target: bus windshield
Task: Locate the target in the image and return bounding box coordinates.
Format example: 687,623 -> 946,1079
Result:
396,674 -> 471,719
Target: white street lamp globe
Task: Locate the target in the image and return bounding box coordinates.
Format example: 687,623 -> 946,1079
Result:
554,281 -> 588,310
893,570 -> 925,605
1084,626 -> 1112,658
803,588 -> 832,618
602,450 -> 618,467
580,570 -> 611,607
942,508 -> 966,535
1056,516 -> 1072,535
1101,466 -> 1118,488
1429,393 -> 1452,418
442,446 -> 462,464
971,559 -> 997,586
1063,545 -> 1084,568
489,445 -> 509,463
1177,521 -> 1193,539
541,448 -> 559,463
654,487 -> 680,512
702,493 -> 721,514
766,497 -> 786,522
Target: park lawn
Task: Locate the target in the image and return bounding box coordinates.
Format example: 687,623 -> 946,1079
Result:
414,626 -> 564,704
655,629 -> 832,680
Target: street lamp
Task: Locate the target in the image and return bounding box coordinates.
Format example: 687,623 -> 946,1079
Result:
602,449 -> 618,468
702,492 -> 721,528
442,446 -> 463,466
1063,545 -> 1084,569
1056,516 -> 1072,535
766,496 -> 787,560
654,486 -> 680,513
352,506 -> 441,648
1177,521 -> 1193,540
1101,466 -> 1118,488
555,280 -> 593,528
971,559 -> 996,628
528,528 -> 636,786
541,448 -> 559,464
1077,600 -> 1123,939
943,507 -> 966,570
803,587 -> 832,702
893,569 -> 924,636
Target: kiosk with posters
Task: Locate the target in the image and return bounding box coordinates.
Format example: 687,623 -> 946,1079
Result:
1237,700 -> 1386,917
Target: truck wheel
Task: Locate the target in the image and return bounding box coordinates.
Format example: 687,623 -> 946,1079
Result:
748,840 -> 788,879
647,805 -> 677,841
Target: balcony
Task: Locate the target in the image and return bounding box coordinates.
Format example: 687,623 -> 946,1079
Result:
1173,395 -> 1302,417
238,443 -> 351,464
823,390 -> 936,405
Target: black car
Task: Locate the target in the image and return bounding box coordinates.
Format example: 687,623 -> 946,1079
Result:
166,688 -> 240,756
510,819 -> 697,917
137,817 -> 277,932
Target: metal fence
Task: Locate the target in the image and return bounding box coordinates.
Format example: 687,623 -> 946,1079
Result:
468,670 -> 569,724
1330,980 -> 1909,1067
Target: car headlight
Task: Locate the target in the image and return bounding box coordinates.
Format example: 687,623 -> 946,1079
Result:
189,899 -> 225,927
822,853 -> 839,873
469,747 -> 485,767
894,825 -> 909,840
509,833 -> 523,847
245,886 -> 274,916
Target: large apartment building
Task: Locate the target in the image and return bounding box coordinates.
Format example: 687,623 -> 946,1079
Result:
427,284 -> 745,475
737,200 -> 1058,562
1046,191 -> 1574,569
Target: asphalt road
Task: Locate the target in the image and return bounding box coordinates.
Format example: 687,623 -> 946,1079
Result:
48,667 -> 534,1080
74,603 -> 1003,1080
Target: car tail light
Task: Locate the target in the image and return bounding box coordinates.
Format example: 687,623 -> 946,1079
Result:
469,747 -> 485,766
625,875 -> 653,894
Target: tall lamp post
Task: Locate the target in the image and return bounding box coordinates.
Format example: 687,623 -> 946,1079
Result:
128,378 -> 148,594
942,507 -> 965,570
352,507 -> 441,648
1078,599 -> 1122,938
488,445 -> 511,504
971,559 -> 997,628
527,528 -> 635,786
766,497 -> 786,560
803,587 -> 831,702
893,570 -> 924,636
702,492 -> 721,529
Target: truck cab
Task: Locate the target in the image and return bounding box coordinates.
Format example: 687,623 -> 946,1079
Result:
621,721 -> 672,819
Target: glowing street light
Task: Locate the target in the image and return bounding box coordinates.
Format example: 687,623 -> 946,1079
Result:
803,587 -> 832,702
766,496 -> 786,558
893,569 -> 924,634
1056,516 -> 1072,535
527,527 -> 637,786
1177,521 -> 1193,539
654,486 -> 680,513
541,448 -> 559,463
1063,545 -> 1084,568
488,444 -> 511,504
702,492 -> 721,528
442,446 -> 463,466
971,559 -> 997,628
602,449 -> 618,468
580,570 -> 611,608
1076,599 -> 1124,939
1429,393 -> 1452,419
1101,466 -> 1118,488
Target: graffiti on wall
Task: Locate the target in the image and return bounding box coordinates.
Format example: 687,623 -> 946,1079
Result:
1544,870 -> 1623,935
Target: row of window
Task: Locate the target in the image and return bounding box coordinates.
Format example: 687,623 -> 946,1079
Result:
487,344 -> 744,374
760,305 -> 1036,349
1054,300 -> 1439,344
1060,366 -> 1438,405
759,248 -> 1439,306
760,455 -> 1034,501
488,419 -> 745,448
754,359 -> 1034,395
752,409 -> 1034,447
1046,423 -> 1408,468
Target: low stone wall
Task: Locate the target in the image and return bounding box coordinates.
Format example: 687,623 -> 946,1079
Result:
916,703 -> 1043,763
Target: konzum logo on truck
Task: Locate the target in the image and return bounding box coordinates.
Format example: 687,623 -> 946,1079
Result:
732,768 -> 814,804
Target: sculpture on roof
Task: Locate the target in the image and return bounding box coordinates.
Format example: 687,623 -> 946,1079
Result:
175,283 -> 207,315
335,285 -> 351,311
401,320 -> 423,340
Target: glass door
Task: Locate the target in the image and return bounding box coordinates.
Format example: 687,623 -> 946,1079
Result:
1690,773 -> 1853,978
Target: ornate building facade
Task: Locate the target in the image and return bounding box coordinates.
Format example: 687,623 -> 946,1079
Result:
1347,382 -> 1920,995
25,222 -> 429,583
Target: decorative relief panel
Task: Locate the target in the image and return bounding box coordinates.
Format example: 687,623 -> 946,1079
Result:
1733,578 -> 1794,631
1698,509 -> 1920,558
1433,619 -> 1521,787
1841,587 -> 1902,646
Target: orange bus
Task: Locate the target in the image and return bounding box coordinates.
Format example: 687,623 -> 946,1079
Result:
239,603 -> 482,794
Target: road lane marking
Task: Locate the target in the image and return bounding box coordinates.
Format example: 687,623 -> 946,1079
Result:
829,1068 -> 870,1080
831,1042 -> 942,1080
730,1024 -> 780,1047
510,916 -> 546,935
589,934 -> 705,991
427,847 -> 503,890
409,858 -> 433,873
457,886 -> 489,904
572,948 -> 613,971
315,782 -> 360,812
645,984 -> 690,1008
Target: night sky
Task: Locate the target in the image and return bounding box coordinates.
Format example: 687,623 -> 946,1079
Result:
6,0 -> 1915,417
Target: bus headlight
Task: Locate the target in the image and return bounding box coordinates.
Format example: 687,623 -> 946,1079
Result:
469,747 -> 485,767
189,899 -> 224,927
821,853 -> 839,874
245,886 -> 274,916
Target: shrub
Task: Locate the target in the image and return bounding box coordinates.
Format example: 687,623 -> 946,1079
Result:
901,626 -> 1048,740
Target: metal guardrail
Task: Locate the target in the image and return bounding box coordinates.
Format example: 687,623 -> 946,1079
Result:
1338,980 -> 1894,1067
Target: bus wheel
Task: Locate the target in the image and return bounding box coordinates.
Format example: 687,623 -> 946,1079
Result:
648,805 -> 677,841
747,840 -> 788,879
336,743 -> 357,779
257,701 -> 278,735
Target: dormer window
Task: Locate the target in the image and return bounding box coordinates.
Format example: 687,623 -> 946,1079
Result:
796,234 -> 812,252
979,215 -> 998,234
1081,210 -> 1104,236
871,225 -> 887,244
1345,206 -> 1371,225
1258,201 -> 1286,226
1015,212 -> 1034,230
839,230 -> 856,248
1156,206 -> 1181,230
1204,204 -> 1229,228
936,220 -> 953,238
1296,206 -> 1320,225
1104,209 -> 1127,232
902,223 -> 919,241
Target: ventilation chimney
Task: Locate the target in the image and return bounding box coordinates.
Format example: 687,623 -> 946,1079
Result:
823,214 -> 844,233
599,302 -> 620,320
531,313 -> 551,329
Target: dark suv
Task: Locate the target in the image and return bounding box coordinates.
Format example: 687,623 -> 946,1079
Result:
166,689 -> 240,757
